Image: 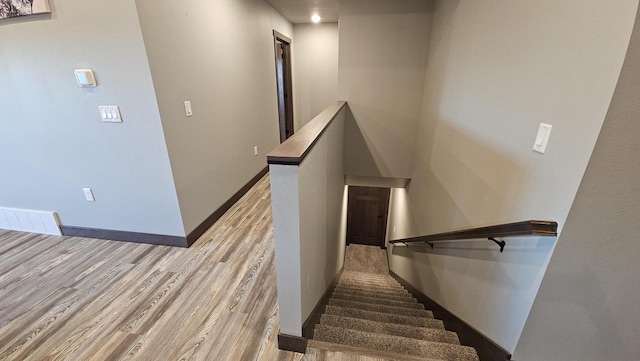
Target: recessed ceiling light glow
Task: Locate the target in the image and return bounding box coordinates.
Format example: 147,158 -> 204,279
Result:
311,14 -> 321,23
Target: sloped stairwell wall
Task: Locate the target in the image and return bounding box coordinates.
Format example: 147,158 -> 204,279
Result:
340,0 -> 434,179
386,0 -> 639,353
513,4 -> 640,360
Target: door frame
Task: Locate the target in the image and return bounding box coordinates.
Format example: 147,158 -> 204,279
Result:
273,30 -> 294,143
346,186 -> 391,248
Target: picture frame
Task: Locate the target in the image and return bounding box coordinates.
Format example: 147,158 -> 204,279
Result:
0,0 -> 51,20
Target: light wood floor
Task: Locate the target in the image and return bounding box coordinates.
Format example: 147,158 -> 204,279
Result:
0,175 -> 397,361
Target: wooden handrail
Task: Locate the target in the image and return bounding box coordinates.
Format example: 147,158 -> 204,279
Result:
390,220 -> 558,252
267,101 -> 346,165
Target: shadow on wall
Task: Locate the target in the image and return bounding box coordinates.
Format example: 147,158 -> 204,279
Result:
323,185 -> 348,286
344,103 -> 419,178
411,118 -> 534,233
343,105 -> 383,176
393,114 -> 557,267
386,114 -> 559,351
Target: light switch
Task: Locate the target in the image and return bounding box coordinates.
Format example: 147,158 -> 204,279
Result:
82,188 -> 95,202
533,123 -> 552,154
98,106 -> 123,123
184,101 -> 193,117
74,69 -> 97,87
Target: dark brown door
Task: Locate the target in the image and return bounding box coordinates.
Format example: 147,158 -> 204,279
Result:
273,30 -> 294,143
346,186 -> 391,247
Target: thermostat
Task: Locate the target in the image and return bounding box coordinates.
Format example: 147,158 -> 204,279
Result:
74,69 -> 97,87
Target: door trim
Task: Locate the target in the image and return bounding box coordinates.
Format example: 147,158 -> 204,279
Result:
273,30 -> 294,143
346,186 -> 391,247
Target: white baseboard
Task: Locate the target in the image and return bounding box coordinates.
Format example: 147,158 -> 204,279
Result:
0,207 -> 61,236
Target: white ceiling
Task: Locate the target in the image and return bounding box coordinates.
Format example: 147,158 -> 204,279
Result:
265,0 -> 340,24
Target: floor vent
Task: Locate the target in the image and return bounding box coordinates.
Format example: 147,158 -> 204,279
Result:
0,207 -> 61,236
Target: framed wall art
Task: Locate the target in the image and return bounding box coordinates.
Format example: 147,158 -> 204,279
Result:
1,0 -> 51,20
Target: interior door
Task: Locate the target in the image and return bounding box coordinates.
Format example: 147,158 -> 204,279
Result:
346,186 -> 391,247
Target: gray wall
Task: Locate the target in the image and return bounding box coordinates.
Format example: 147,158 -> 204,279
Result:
270,105 -> 347,336
514,6 -> 640,360
387,0 -> 638,352
299,108 -> 347,324
293,23 -> 339,130
0,0 -> 184,236
339,0 -> 433,178
135,0 -> 293,235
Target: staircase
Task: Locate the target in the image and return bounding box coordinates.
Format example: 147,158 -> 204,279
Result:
311,244 -> 480,361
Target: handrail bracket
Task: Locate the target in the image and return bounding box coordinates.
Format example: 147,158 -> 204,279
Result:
425,241 -> 434,249
488,237 -> 506,253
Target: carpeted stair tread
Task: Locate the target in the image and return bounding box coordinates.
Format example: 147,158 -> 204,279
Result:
334,283 -> 409,294
341,271 -> 399,280
337,279 -> 403,290
339,273 -> 403,286
330,292 -> 423,309
311,245 -> 479,361
324,305 -> 444,328
337,279 -> 405,290
339,272 -> 402,283
320,314 -> 460,344
332,289 -> 417,302
309,340 -> 442,361
334,283 -> 409,295
328,299 -> 433,318
341,270 -> 399,279
314,325 -> 479,361
343,244 -> 389,274
336,284 -> 405,294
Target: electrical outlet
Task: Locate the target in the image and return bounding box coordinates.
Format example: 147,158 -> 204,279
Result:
82,188 -> 95,202
254,145 -> 258,156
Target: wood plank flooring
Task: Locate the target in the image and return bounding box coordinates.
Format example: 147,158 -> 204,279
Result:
0,175 -> 398,361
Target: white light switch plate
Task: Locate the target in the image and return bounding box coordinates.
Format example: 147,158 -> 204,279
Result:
533,123 -> 552,154
98,106 -> 123,123
82,188 -> 95,202
75,69 -> 97,87
184,101 -> 193,117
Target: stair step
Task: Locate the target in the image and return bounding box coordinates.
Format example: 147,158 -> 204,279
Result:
339,273 -> 402,284
318,245 -> 479,361
341,271 -> 398,281
324,305 -> 443,328
332,289 -> 416,302
330,292 -> 423,309
314,325 -> 479,361
339,273 -> 402,286
343,245 -> 389,275
334,284 -> 409,295
320,314 -> 460,344
337,279 -> 404,290
309,339 -> 442,361
328,299 -> 433,318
